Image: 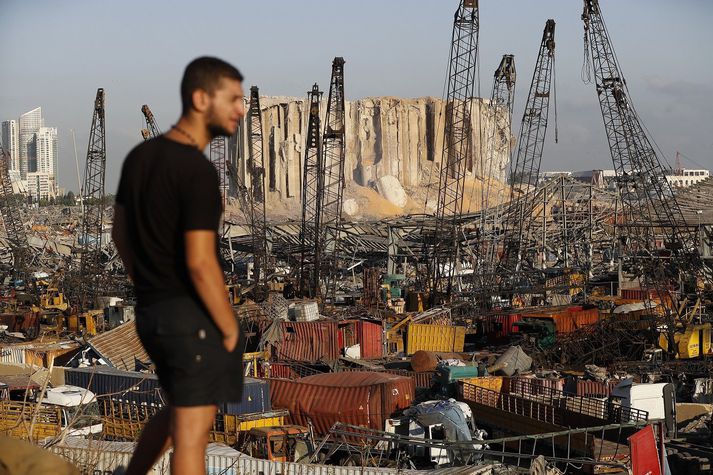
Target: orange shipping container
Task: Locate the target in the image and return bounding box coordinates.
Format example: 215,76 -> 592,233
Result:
269,372 -> 414,436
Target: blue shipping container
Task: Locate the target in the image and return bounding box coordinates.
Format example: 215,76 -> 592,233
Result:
220,378 -> 271,415
65,367 -> 271,415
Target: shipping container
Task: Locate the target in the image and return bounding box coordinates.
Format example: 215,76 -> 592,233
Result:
64,366 -> 164,406
272,321 -> 341,363
270,371 -> 414,435
65,367 -> 271,415
521,307 -> 599,334
460,376 -> 504,393
221,378 -> 272,415
481,314 -> 522,340
338,320 -> 384,359
406,323 -> 466,355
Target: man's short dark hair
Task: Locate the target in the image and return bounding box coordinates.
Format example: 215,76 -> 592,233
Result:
181,57 -> 244,115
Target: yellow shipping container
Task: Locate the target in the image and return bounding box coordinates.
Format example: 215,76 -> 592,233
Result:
460,376 -> 504,393
406,323 -> 466,355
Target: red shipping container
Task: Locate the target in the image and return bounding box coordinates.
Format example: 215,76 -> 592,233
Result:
482,313 -> 522,340
273,321 -> 341,363
270,372 -> 414,435
339,320 -> 384,359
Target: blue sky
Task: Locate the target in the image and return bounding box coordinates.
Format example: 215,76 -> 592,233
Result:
1,0 -> 711,193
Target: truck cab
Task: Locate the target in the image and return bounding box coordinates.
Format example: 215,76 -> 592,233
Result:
243,425 -> 312,462
40,385 -> 103,436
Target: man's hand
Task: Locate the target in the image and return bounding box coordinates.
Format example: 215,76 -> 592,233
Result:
222,331 -> 239,353
185,230 -> 239,351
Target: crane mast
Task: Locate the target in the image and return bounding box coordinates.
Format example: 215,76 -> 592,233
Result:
480,55 -> 517,280
140,104 -> 161,140
582,0 -> 703,348
299,84 -> 323,297
78,88 -> 107,310
245,86 -> 270,287
0,143 -> 29,277
431,0 -> 480,300
316,57 -> 346,300
500,19 -> 556,275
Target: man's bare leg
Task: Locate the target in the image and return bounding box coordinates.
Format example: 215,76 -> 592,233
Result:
171,405 -> 217,475
125,406 -> 172,475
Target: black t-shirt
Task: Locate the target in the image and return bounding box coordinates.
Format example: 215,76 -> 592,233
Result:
115,136 -> 222,305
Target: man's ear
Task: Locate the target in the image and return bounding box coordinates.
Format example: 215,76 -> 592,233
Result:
192,89 -> 210,113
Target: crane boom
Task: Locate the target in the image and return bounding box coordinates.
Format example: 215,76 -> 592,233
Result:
78,88 -> 107,310
0,143 -> 29,277
140,104 -> 161,140
245,86 -> 270,286
480,55 -> 517,283
431,0 -> 480,300
316,57 -> 347,300
299,84 -> 323,297
582,0 -> 702,350
500,19 -> 556,274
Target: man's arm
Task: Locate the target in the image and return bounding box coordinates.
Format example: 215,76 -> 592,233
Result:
112,204 -> 136,281
185,230 -> 238,351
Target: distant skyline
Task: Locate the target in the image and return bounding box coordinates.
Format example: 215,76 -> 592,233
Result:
1,0 -> 711,194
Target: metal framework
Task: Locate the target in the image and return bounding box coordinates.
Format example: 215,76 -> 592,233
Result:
209,137 -> 229,206
431,0 -> 480,299
582,0 -> 701,347
0,143 -> 29,277
317,57 -> 347,299
500,19 -> 556,275
79,88 -> 107,309
245,86 -> 269,285
140,104 -> 161,140
480,54 -> 517,278
298,84 -> 323,296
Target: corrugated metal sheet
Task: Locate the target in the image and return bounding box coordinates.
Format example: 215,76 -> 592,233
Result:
49,437 -> 498,475
270,371 -> 414,435
0,347 -> 25,365
406,323 -> 465,355
564,378 -> 620,398
88,320 -> 150,371
273,321 -> 340,363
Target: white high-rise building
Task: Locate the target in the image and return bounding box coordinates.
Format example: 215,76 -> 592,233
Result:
35,127 -> 58,190
19,107 -> 43,179
1,120 -> 20,171
27,171 -> 52,201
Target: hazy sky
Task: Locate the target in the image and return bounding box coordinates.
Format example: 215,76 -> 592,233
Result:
2,0 -> 711,194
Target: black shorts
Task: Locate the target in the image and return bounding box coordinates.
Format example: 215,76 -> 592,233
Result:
136,295 -> 244,407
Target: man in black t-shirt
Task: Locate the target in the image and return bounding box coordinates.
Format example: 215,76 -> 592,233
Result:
112,57 -> 245,475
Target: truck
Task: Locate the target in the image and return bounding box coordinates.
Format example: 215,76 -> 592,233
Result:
384,399 -> 488,468
240,425 -> 313,462
0,385 -> 102,440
